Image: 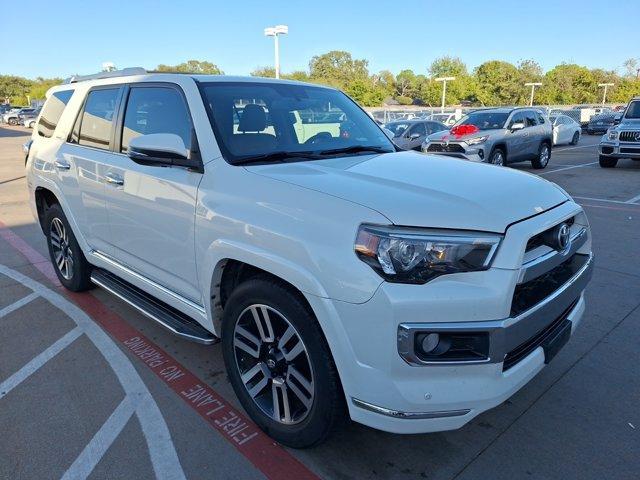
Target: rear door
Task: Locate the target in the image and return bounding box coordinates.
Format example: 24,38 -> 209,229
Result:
405,122 -> 427,150
102,83 -> 203,303
523,110 -> 540,157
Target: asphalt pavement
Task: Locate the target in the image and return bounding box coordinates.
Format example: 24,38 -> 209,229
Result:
1,126 -> 638,480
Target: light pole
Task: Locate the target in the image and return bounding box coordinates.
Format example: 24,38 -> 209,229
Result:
598,83 -> 614,106
435,77 -> 455,113
524,82 -> 542,106
264,25 -> 288,79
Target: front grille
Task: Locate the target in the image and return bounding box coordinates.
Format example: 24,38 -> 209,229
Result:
427,143 -> 465,153
511,253 -> 588,317
525,217 -> 575,253
619,131 -> 640,142
502,298 -> 578,371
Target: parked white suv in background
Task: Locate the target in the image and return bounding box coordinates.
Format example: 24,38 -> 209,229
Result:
25,68 -> 593,447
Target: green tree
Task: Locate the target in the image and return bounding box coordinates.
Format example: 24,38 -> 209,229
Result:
251,66 -> 275,78
609,78 -> 640,103
428,56 -> 468,78
309,50 -> 369,87
0,75 -> 33,104
537,64 -> 597,104
285,71 -> 311,82
155,60 -> 223,75
623,58 -> 639,78
28,77 -> 63,101
395,69 -> 418,98
474,61 -> 523,105
517,59 -> 543,83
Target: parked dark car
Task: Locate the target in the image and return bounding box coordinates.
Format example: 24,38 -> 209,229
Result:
383,119 -> 448,151
587,113 -> 618,135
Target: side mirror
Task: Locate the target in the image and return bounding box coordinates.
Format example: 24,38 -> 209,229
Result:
128,133 -> 200,170
409,132 -> 422,140
510,122 -> 525,131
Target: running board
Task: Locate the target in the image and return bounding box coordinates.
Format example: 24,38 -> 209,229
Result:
90,268 -> 218,345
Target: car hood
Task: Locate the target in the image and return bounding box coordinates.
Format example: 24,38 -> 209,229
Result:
246,151 -> 568,233
619,119 -> 640,128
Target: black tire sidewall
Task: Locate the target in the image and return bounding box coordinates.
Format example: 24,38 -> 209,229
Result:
599,155 -> 618,168
531,142 -> 550,169
489,148 -> 505,166
44,204 -> 92,291
221,278 -> 342,448
571,132 -> 579,145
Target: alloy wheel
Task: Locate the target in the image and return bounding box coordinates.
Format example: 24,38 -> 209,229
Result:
50,217 -> 74,280
539,145 -> 550,166
491,150 -> 504,166
232,304 -> 315,425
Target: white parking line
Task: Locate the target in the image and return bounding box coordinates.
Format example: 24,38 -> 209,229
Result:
0,264 -> 186,480
573,196 -> 633,205
554,144 -> 599,152
625,193 -> 640,204
0,327 -> 82,399
539,162 -> 598,175
0,292 -> 39,318
62,397 -> 135,480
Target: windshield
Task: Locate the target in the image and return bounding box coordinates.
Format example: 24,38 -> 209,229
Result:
452,111 -> 509,130
624,101 -> 640,119
200,82 -> 394,163
384,122 -> 410,137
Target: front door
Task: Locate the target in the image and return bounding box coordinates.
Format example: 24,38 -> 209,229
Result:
103,84 -> 203,303
505,111 -> 528,161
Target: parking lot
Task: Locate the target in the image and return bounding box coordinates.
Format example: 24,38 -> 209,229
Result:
1,125 -> 638,479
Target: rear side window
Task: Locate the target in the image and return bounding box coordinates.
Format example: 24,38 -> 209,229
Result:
537,113 -> 546,124
37,90 -> 74,138
77,89 -> 120,150
121,86 -> 192,153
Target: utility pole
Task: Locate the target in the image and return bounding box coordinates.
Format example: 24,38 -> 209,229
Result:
435,77 -> 455,113
264,25 -> 288,79
524,82 -> 542,106
598,83 -> 614,106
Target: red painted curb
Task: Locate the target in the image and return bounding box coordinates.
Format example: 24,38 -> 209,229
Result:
0,222 -> 320,480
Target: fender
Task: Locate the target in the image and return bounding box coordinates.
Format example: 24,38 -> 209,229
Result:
201,238 -> 331,335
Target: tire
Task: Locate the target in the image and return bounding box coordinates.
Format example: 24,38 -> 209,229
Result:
599,155 -> 618,168
488,147 -> 505,166
531,142 -> 551,169
44,203 -> 93,291
8,118 -> 17,126
221,276 -> 344,448
570,132 -> 580,145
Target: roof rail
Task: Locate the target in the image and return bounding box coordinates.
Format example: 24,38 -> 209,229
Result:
63,67 -> 147,84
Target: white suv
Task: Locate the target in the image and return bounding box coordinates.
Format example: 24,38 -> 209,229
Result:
25,68 -> 593,447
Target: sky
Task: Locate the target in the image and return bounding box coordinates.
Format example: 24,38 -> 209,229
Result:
3,0 -> 639,80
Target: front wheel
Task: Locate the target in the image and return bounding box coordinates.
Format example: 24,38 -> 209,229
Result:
599,155 -> 618,168
221,277 -> 344,448
45,203 -> 93,291
570,132 -> 580,145
531,143 -> 550,169
488,148 -> 505,166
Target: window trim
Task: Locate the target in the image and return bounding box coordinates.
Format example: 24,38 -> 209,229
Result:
67,84 -> 125,152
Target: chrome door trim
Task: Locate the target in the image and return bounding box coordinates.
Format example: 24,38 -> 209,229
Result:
91,249 -> 206,314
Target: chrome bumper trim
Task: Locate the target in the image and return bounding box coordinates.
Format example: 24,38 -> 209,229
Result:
352,398 -> 471,420
398,253 -> 593,366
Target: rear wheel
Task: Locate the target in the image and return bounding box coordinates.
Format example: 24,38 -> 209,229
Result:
531,142 -> 551,169
221,277 -> 344,448
570,132 -> 580,145
8,118 -> 17,126
599,155 -> 618,168
44,203 -> 93,291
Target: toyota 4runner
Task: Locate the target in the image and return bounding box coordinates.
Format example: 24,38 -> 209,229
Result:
25,68 -> 593,447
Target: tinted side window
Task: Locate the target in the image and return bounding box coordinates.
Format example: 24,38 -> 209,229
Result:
78,89 -> 120,150
509,112 -> 525,127
410,123 -> 426,136
121,86 -> 192,153
37,90 -> 74,138
537,113 -> 546,124
525,111 -> 538,127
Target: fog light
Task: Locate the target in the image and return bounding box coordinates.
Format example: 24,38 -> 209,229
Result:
421,333 -> 440,353
478,149 -> 484,160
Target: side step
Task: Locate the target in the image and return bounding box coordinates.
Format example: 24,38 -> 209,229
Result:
90,268 -> 218,345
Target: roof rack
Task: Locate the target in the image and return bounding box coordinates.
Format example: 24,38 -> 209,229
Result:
63,67 -> 147,84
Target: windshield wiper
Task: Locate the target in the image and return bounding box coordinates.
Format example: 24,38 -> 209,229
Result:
319,145 -> 395,156
232,150 -> 323,165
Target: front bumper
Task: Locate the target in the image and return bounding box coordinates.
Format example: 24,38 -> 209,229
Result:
600,141 -> 640,159
422,141 -> 484,162
305,202 -> 592,434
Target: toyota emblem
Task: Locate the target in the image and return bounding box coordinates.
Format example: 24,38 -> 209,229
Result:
556,223 -> 571,252
635,131 -> 640,142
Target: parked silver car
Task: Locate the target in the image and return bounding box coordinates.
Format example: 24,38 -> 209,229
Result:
383,119 -> 448,151
422,108 -> 554,168
598,97 -> 640,168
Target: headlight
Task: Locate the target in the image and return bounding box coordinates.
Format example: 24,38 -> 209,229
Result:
466,135 -> 489,146
355,225 -> 502,284
608,130 -> 619,140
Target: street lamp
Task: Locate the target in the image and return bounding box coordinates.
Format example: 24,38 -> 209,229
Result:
435,77 -> 455,113
264,25 -> 288,79
524,82 -> 542,106
598,83 -> 614,106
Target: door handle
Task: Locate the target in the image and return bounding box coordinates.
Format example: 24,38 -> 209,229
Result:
54,159 -> 71,170
105,172 -> 124,186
